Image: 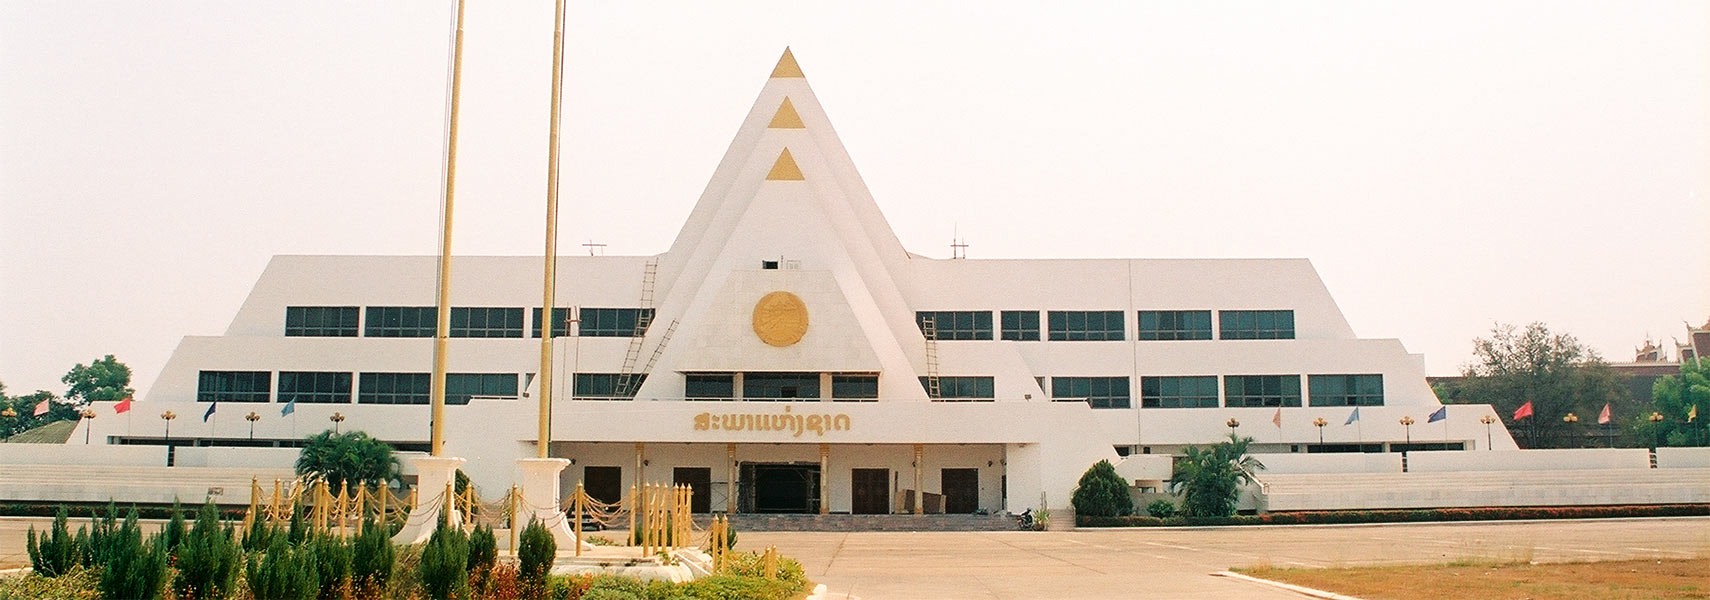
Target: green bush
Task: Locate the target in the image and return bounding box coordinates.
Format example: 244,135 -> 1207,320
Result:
718,552 -> 807,593
0,565 -> 100,600
418,520 -> 470,600
286,504 -> 307,544
676,575 -> 799,600
160,501 -> 186,558
244,535 -> 318,600
97,509 -> 167,600
518,518 -> 557,584
468,523 -> 498,574
582,589 -> 641,600
351,517 -> 394,592
311,532 -> 352,599
1170,432 -> 1264,518
1071,459 -> 1134,517
1146,499 -> 1178,519
587,574 -> 646,597
26,507 -> 79,577
171,501 -> 240,600
81,502 -> 118,568
294,430 -> 401,490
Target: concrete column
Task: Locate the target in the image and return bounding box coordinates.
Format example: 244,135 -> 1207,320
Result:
913,443 -> 924,515
818,443 -> 829,515
725,443 -> 737,514
516,457 -> 582,551
392,455 -> 465,545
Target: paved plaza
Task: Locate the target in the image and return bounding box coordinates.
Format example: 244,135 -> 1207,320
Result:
3,516 -> 1706,599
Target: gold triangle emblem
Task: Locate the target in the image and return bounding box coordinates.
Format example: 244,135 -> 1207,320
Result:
771,47 -> 804,78
766,148 -> 804,181
769,98 -> 805,129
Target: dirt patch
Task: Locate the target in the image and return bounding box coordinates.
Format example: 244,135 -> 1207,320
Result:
1241,558 -> 1710,600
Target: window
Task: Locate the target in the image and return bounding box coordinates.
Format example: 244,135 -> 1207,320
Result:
1047,311 -> 1124,341
1000,311 -> 1040,341
446,373 -> 518,404
685,373 -> 734,401
450,307 -> 524,338
197,371 -> 270,403
1051,376 -> 1130,409
358,372 -> 430,405
572,373 -> 644,400
915,311 -> 993,340
1138,310 -> 1212,341
284,306 -> 359,337
1219,310 -> 1295,340
1140,376 -> 1219,408
919,376 -> 994,401
1223,375 -> 1302,407
278,371 -> 352,404
832,374 -> 879,401
742,372 -> 819,400
365,307 -> 436,338
531,308 -> 574,338
579,308 -> 654,337
761,260 -> 780,270
1309,374 -> 1384,406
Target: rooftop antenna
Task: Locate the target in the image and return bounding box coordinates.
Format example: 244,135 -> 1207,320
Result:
950,224 -> 968,259
582,240 -> 607,256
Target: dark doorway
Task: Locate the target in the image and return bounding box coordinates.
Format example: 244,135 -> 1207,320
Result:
941,468 -> 979,514
582,466 -> 622,505
673,467 -> 712,513
740,463 -> 819,513
851,468 -> 890,514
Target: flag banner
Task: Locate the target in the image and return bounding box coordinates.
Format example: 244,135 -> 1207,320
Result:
281,400 -> 296,417
1345,407 -> 1360,425
114,397 -> 132,414
202,401 -> 217,423
1427,406 -> 1448,423
33,399 -> 49,416
1598,403 -> 1612,425
1272,407 -> 1283,428
1513,401 -> 1534,420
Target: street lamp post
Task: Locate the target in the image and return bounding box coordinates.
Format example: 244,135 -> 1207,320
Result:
1648,412 -> 1664,449
1312,417 -> 1327,445
1226,417 -> 1240,437
1479,414 -> 1497,450
245,412 -> 260,441
1399,416 -> 1415,451
160,410 -> 177,443
1562,412 -> 1579,448
330,412 -> 345,434
80,409 -> 96,445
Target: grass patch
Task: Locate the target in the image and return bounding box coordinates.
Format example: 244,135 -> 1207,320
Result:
1239,558 -> 1710,600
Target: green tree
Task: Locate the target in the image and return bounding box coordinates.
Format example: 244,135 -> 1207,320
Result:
419,518 -> 470,600
25,507 -> 79,577
172,501 -> 240,600
61,355 -> 134,405
1168,432 -> 1265,518
0,382 -> 73,438
1442,322 -> 1630,448
517,518 -> 557,593
1070,460 -> 1133,518
294,430 -> 401,490
351,518 -> 394,593
1641,357 -> 1710,447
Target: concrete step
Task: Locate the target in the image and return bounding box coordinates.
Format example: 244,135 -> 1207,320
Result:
693,513 -> 1019,532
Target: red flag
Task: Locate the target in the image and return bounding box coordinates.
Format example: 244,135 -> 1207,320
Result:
1272,407 -> 1283,428
32,399 -> 50,416
1512,401 -> 1534,420
114,397 -> 133,414
1597,403 -> 1611,425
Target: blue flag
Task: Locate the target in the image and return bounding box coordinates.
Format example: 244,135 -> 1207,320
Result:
1344,407 -> 1360,425
202,401 -> 217,422
1427,406 -> 1448,423
280,399 -> 296,417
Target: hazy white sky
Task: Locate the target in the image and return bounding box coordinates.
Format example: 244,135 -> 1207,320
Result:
2,1 -> 1706,398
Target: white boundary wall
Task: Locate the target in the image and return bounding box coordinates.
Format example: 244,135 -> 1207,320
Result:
1407,448 -> 1651,472
0,444 -> 165,466
1657,447 -> 1710,468
1255,452 -> 1403,474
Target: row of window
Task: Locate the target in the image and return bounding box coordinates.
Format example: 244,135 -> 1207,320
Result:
285,306 -> 652,339
197,370 -> 518,405
915,310 -> 1296,342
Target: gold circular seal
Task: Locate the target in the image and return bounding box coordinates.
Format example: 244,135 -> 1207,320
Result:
752,291 -> 809,347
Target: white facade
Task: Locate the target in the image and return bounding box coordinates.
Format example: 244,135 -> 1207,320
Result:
84,49 -> 1516,515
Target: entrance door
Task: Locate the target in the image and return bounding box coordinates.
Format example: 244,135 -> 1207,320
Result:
850,468 -> 889,514
582,466 -> 622,505
941,468 -> 979,514
673,467 -> 712,513
742,463 -> 819,513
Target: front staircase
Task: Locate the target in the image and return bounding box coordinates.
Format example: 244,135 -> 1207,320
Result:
695,513 -> 1018,532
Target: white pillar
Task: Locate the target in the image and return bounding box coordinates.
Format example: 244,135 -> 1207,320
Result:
516,457 -> 585,551
392,455 -> 465,545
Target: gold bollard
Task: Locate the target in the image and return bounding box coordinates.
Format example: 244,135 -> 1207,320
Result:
573,482 -> 585,557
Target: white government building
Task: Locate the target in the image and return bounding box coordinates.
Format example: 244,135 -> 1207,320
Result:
84,49 -> 1523,516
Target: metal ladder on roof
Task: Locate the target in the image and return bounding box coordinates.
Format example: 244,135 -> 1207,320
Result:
613,260 -> 659,397
921,314 -> 941,399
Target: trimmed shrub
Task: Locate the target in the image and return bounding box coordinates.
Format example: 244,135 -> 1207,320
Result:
518,518 -> 557,584
468,523 -> 498,574
1071,460 -> 1133,518
0,564 -> 100,600
161,501 -> 186,558
171,501 -> 240,600
241,517 -> 275,552
244,534 -> 318,600
1075,503 -> 1710,527
311,531 -> 353,599
418,520 -> 470,600
1146,499 -> 1178,519
676,575 -> 799,600
97,508 -> 167,600
82,502 -> 118,568
351,517 -> 394,593
26,506 -> 79,577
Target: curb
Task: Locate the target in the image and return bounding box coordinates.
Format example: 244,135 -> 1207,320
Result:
1212,571 -> 1365,600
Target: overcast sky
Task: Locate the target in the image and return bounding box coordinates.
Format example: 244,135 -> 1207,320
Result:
2,1 -> 1706,398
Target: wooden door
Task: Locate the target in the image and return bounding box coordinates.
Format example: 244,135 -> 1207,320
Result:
941,468 -> 979,514
850,468 -> 889,514
673,467 -> 712,513
582,466 -> 622,505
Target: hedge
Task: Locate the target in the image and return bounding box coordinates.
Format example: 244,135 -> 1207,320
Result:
0,502 -> 247,520
1076,504 -> 1710,527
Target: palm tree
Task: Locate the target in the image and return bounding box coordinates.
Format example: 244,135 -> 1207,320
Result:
295,430 -> 401,490
1168,432 -> 1265,518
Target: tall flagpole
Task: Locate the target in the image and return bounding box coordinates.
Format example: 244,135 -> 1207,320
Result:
430,0 -> 469,457
537,0 -> 567,459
